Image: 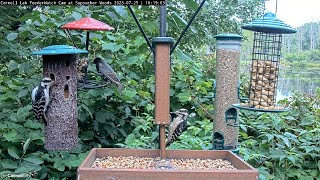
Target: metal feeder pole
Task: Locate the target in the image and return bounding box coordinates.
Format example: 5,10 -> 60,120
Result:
160,4 -> 167,37
85,31 -> 90,51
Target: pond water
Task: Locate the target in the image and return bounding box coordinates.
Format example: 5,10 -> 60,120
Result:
277,67 -> 320,101
240,65 -> 320,102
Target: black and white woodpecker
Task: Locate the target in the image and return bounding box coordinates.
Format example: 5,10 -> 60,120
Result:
166,108 -> 189,147
31,77 -> 55,126
93,57 -> 123,90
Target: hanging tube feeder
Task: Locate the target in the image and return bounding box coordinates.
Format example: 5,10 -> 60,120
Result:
213,34 -> 242,150
233,12 -> 296,112
61,17 -> 114,89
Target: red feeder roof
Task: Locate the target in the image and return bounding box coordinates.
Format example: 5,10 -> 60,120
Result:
61,17 -> 114,31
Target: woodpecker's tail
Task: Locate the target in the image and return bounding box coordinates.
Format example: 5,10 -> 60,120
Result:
165,139 -> 173,147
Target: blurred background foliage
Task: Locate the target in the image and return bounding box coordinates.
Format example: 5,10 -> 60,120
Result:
0,1 -> 319,179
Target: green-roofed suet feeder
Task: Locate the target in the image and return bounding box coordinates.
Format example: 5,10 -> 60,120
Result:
32,45 -> 88,150
240,12 -> 296,112
213,34 -> 242,150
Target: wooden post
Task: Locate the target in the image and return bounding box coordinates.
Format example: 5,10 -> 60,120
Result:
152,37 -> 174,159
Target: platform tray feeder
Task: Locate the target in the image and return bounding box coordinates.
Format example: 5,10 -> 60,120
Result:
77,148 -> 258,180
32,45 -> 88,150
233,12 -> 296,112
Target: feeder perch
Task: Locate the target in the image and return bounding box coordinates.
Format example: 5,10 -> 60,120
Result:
213,34 -> 242,150
235,12 -> 296,112
225,107 -> 239,127
32,45 -> 88,150
61,17 -> 114,88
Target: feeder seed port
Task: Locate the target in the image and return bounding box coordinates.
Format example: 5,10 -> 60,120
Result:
66,59 -> 71,67
50,73 -> 55,81
64,84 -> 69,99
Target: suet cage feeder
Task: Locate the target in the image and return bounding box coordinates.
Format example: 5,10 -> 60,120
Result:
32,45 -> 88,150
61,17 -> 114,89
213,34 -> 242,150
234,12 -> 296,112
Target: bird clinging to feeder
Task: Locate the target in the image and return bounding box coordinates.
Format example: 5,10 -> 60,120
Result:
31,77 -> 55,126
166,108 -> 189,147
93,57 -> 123,90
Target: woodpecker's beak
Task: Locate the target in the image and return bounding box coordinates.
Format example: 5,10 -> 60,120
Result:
52,81 -> 57,86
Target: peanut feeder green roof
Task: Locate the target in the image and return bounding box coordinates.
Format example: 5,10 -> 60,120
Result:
242,12 -> 296,34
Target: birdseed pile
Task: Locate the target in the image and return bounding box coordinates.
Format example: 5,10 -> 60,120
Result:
91,156 -> 237,170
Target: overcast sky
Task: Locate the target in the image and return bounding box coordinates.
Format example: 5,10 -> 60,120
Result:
265,0 -> 320,27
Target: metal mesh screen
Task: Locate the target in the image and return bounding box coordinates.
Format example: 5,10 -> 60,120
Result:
248,32 -> 282,110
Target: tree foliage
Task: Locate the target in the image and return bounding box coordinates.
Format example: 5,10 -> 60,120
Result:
240,91 -> 320,179
283,22 -> 320,53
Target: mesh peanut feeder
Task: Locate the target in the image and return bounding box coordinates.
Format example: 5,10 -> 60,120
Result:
235,12 -> 296,112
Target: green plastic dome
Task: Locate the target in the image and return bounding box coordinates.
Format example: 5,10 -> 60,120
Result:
242,12 -> 296,34
32,45 -> 88,55
215,33 -> 242,40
